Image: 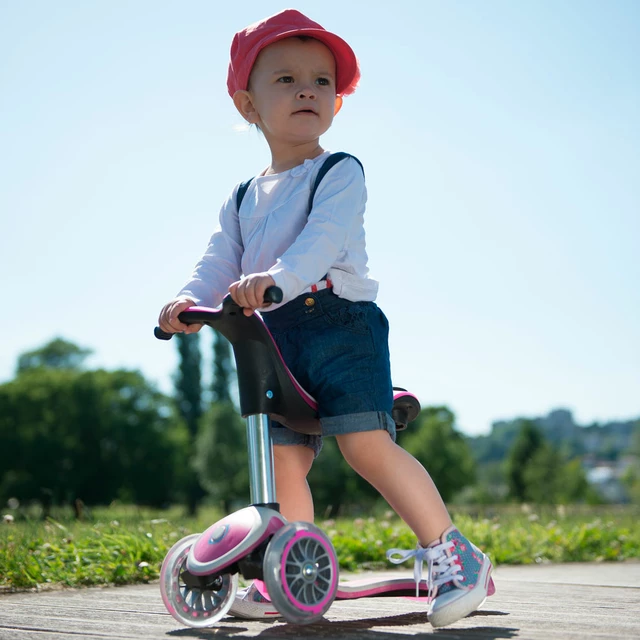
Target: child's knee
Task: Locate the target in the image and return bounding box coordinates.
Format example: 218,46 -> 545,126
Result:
274,444 -> 314,479
336,430 -> 392,473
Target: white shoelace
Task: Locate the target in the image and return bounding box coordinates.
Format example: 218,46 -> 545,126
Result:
387,541 -> 463,598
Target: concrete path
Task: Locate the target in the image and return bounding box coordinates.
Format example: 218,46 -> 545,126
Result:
0,563 -> 638,639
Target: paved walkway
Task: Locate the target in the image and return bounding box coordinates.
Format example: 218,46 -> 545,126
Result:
0,563 -> 638,639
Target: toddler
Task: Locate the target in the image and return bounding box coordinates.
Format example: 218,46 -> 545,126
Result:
158,9 -> 493,628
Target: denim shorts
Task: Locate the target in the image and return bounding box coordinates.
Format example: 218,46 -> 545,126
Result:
261,289 -> 395,457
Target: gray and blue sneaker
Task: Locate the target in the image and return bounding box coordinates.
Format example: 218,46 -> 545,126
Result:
387,525 -> 494,627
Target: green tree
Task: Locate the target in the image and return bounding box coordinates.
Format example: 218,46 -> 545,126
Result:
621,423 -> 640,503
398,406 -> 476,502
0,366 -> 189,510
520,442 -> 563,503
192,331 -> 246,513
175,332 -> 204,515
212,333 -> 234,404
559,458 -> 600,504
506,420 -> 544,502
506,421 -> 596,504
193,403 -> 249,512
630,421 -> 640,456
17,337 -> 92,373
622,467 -> 640,504
523,445 -> 599,504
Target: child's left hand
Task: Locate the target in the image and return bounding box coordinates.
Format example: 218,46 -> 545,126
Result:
229,273 -> 277,316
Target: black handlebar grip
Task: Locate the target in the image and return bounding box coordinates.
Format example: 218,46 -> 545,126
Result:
264,286 -> 283,304
153,286 -> 283,341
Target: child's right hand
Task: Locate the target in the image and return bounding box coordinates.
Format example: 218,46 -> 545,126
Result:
157,297 -> 202,335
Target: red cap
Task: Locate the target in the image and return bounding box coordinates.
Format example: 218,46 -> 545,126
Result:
227,9 -> 360,98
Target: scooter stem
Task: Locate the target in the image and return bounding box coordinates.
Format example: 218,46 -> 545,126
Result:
246,414 -> 277,505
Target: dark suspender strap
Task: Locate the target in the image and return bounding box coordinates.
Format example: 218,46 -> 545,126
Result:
234,154 -> 364,283
236,152 -> 365,213
236,177 -> 254,212
310,153 -> 364,284
308,152 -> 364,211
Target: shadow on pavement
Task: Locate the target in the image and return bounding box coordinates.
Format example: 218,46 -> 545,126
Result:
168,610 -> 517,639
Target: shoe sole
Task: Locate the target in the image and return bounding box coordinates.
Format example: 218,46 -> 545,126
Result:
428,559 -> 493,628
228,603 -> 282,620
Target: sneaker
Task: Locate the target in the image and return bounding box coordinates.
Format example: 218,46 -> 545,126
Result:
387,525 -> 493,628
228,581 -> 282,620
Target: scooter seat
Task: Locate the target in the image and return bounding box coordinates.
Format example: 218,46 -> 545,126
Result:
173,298 -> 421,435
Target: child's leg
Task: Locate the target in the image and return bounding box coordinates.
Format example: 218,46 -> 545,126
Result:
335,430 -> 451,545
336,429 -> 492,628
273,444 -> 315,522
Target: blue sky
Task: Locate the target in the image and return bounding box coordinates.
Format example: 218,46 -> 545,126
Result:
1,0 -> 638,435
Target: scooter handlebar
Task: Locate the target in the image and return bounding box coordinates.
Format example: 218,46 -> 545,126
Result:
154,286 -> 283,341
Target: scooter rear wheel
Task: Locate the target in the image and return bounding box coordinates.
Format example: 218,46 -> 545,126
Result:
263,522 -> 338,624
160,533 -> 238,628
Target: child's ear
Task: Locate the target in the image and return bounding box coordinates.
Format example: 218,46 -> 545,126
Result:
334,95 -> 343,116
233,90 -> 259,123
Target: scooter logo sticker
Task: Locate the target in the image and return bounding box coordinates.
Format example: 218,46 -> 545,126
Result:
209,524 -> 229,544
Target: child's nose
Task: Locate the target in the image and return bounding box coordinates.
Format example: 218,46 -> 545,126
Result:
296,86 -> 316,99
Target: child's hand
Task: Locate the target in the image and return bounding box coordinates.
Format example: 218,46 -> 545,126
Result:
158,297 -> 202,334
229,273 -> 276,316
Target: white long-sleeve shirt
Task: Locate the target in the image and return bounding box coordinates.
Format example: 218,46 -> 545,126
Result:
177,151 -> 379,310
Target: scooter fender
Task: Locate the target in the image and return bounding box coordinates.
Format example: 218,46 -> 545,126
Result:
186,506 -> 286,576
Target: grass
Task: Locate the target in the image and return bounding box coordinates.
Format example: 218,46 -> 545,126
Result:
1,503 -> 638,591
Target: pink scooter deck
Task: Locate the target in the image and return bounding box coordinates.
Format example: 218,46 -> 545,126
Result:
335,576 -> 497,600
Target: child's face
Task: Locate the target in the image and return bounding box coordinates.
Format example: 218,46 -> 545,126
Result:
239,37 -> 341,147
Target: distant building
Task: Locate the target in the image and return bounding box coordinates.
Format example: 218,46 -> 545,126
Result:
584,460 -> 628,503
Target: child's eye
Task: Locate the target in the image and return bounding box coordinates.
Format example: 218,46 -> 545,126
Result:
277,76 -> 294,83
316,77 -> 330,86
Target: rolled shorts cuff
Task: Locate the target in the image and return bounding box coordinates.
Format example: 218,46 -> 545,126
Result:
270,411 -> 396,459
321,411 -> 396,440
270,425 -> 323,458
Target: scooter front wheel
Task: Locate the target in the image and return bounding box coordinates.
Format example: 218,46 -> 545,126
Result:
160,533 -> 238,628
263,522 -> 338,624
